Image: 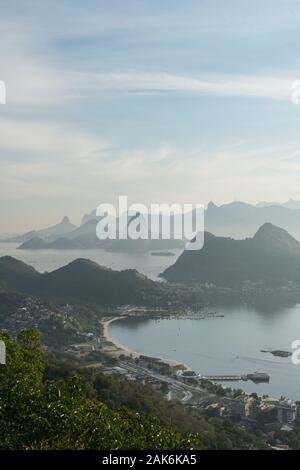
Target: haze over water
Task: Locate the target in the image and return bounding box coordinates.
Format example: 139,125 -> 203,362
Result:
0,242 -> 181,281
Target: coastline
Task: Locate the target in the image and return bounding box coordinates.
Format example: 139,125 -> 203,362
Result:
102,315 -> 192,371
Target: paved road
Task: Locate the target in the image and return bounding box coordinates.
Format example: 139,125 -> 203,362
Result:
119,360 -> 208,404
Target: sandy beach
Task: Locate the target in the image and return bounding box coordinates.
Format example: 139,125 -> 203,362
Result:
102,315 -> 192,371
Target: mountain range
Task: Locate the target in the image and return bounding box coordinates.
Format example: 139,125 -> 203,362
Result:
3,216 -> 77,243
6,198 -> 300,252
0,256 -> 166,305
17,214 -> 183,252
161,223 -> 300,285
205,201 -> 300,239
3,223 -> 300,302
255,198 -> 300,209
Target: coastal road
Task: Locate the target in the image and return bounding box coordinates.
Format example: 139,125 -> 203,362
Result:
119,360 -> 208,404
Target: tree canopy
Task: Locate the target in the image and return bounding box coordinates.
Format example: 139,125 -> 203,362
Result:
0,330 -> 202,450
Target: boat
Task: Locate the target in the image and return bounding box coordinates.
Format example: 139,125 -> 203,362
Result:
242,371 -> 270,383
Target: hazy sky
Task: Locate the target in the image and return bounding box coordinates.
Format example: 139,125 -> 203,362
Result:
2,0 -> 300,232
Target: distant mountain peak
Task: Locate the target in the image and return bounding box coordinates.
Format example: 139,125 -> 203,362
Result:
207,201 -> 218,210
206,200 -> 253,212
253,222 -> 295,241
58,258 -> 111,273
252,223 -> 299,256
161,223 -> 300,284
0,255 -> 39,275
224,200 -> 254,209
67,258 -> 102,268
61,216 -> 71,224
256,198 -> 300,209
254,222 -> 277,235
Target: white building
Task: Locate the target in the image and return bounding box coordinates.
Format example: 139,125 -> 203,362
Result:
277,400 -> 297,425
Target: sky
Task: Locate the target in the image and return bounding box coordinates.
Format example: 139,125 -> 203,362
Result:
2,0 -> 300,232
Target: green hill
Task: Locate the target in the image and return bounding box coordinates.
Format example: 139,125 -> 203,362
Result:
0,256 -> 165,305
0,256 -> 40,292
161,223 -> 300,285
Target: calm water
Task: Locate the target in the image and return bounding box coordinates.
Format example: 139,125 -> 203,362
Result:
109,306 -> 300,399
2,241 -> 300,399
0,242 -> 181,280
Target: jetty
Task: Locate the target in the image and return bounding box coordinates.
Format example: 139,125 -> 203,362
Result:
179,370 -> 270,383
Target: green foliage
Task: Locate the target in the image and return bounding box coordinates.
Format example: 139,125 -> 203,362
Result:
0,330 -> 268,450
0,330 -> 201,450
0,330 -> 43,448
45,358 -> 266,449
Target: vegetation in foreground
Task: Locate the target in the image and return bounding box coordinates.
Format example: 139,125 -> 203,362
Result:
0,330 -> 267,450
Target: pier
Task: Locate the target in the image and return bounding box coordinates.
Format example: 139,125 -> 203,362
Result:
179,371 -> 270,383
200,374 -> 241,381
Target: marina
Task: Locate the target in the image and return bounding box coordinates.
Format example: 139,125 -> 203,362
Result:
109,306 -> 300,399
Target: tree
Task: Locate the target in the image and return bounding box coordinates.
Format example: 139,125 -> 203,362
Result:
0,330 -> 202,450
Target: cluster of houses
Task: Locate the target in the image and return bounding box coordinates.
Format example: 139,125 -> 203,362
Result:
199,393 -> 297,430
2,298 -> 99,352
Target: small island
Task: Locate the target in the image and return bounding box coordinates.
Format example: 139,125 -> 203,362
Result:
261,349 -> 292,358
151,251 -> 175,257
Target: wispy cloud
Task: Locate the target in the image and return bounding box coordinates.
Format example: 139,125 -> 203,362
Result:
0,118 -> 108,158
2,1 -> 300,232
78,72 -> 294,101
3,68 -> 295,111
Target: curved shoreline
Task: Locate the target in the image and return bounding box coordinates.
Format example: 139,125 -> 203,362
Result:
102,316 -> 192,371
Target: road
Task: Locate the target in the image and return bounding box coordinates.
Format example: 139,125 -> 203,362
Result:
119,360 -> 208,404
